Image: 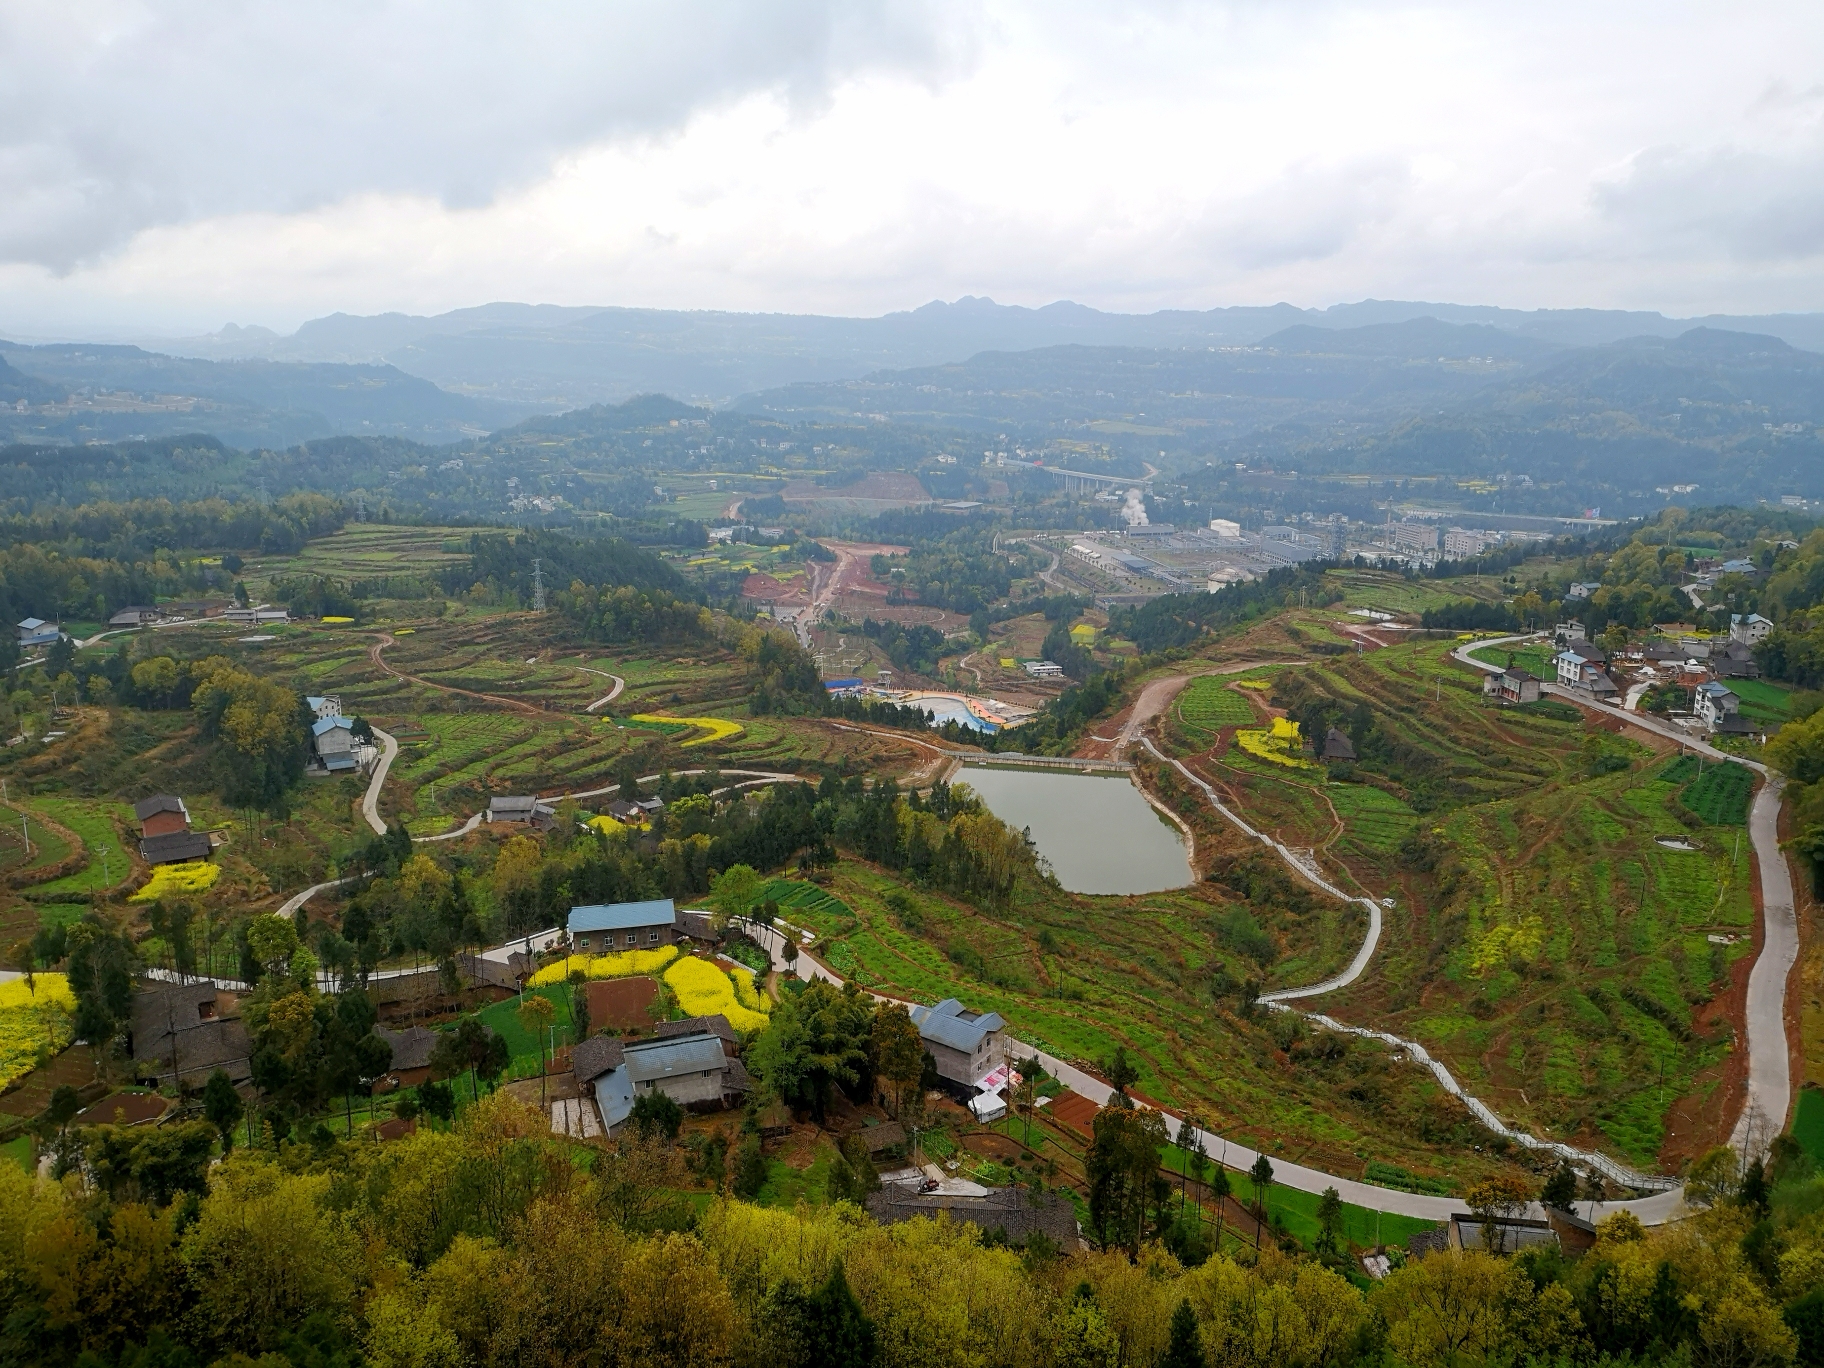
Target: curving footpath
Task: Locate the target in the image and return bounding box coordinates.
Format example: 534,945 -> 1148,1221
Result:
1452,634 -> 1796,1160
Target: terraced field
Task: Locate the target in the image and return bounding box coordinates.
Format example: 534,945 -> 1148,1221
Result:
1179,633 -> 1759,1172
809,859 -> 1501,1192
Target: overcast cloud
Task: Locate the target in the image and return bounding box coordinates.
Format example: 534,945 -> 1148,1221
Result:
3,0 -> 1824,335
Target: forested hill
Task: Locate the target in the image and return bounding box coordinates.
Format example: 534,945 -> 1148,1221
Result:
0,342 -> 542,448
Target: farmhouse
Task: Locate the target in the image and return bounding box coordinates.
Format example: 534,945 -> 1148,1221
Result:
108,605 -> 162,627
569,899 -> 678,951
312,715 -> 359,773
373,1025 -> 438,1091
1023,661 -> 1063,678
305,694 -> 342,720
1320,727 -> 1357,761
575,1025 -> 751,1135
131,982 -> 251,1087
133,792 -> 212,864
1555,641 -> 1617,695
16,618 -> 60,649
487,794 -> 556,828
1481,668 -> 1541,705
1694,681 -> 1741,731
909,997 -> 1006,1098
1711,640 -> 1762,680
866,1183 -> 1079,1246
1730,614 -> 1773,647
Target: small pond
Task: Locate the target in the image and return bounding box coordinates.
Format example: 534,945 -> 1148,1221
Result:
960,766 -> 1194,895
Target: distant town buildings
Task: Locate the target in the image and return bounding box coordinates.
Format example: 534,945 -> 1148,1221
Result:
1391,522 -> 1438,554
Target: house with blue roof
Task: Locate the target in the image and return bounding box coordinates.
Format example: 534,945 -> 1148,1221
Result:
569,899 -> 679,952
16,618 -> 61,650
311,714 -> 358,772
908,998 -> 1007,1096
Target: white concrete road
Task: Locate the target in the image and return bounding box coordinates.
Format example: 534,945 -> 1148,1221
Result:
734,904 -> 1679,1226
576,667 -> 625,712
1451,633 -> 1797,1160
361,727 -> 399,837
1140,734 -> 1671,1194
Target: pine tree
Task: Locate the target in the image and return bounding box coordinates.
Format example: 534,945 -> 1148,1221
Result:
1540,1159 -> 1579,1212
1159,1299 -> 1203,1368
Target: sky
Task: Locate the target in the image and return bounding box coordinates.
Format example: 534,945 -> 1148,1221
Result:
5,0 -> 1824,336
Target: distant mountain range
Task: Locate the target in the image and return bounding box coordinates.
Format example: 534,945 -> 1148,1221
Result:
0,341 -> 539,448
126,296 -> 1824,411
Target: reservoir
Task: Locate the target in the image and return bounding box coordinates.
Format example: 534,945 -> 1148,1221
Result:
960,766 -> 1195,896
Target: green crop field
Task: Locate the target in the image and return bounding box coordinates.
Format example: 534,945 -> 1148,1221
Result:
1178,676 -> 1259,728
1680,761 -> 1755,826
1728,677 -> 1796,723
1170,633 -> 1757,1173
1470,643 -> 1555,679
1328,784 -> 1418,854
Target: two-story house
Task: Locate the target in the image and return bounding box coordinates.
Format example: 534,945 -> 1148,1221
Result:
1555,641 -> 1618,697
909,998 -> 1006,1100
1730,614 -> 1773,647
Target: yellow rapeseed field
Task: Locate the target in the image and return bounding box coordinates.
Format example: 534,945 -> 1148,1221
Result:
0,973 -> 76,1091
663,956 -> 769,1033
629,713 -> 744,747
131,861 -> 220,901
526,945 -> 679,988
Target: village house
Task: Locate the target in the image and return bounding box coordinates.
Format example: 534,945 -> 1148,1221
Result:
1481,668 -> 1542,705
1694,681 -> 1744,732
573,1022 -> 751,1135
16,618 -> 60,649
1320,727 -> 1357,761
1730,614 -> 1773,647
311,714 -> 359,773
1565,582 -> 1602,601
133,793 -> 212,864
1555,641 -> 1618,697
909,998 -> 1007,1099
108,605 -> 162,627
569,899 -> 679,951
486,794 -> 557,828
372,1025 -> 438,1091
1023,661 -> 1063,678
305,695 -> 342,720
602,796 -> 664,825
131,982 -> 251,1087
1711,639 -> 1763,680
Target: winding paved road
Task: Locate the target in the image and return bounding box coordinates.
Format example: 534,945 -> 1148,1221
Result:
1452,633 -> 1796,1161
576,666 -> 625,712
360,727 -> 399,837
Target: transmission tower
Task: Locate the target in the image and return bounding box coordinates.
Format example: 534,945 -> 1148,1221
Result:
531,558 -> 546,612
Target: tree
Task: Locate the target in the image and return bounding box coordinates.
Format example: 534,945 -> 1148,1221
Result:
732,1133 -> 769,1197
1085,1104 -> 1167,1256
1209,1163 -> 1231,1248
430,1017 -> 505,1102
1738,1156 -> 1771,1220
1686,1145 -> 1740,1209
628,1090 -> 684,1141
1173,1115 -> 1205,1215
1102,1045 -> 1140,1105
1540,1159 -> 1579,1213
202,1070 -> 243,1152
1315,1185 -> 1345,1260
1464,1174 -> 1531,1254
749,981 -> 872,1123
868,1004 -> 925,1119
711,863 -> 761,929
47,1083 -> 80,1135
1249,1155 -> 1274,1250
517,994 -> 556,1103
1159,1299 -> 1203,1368
418,1081 -> 456,1128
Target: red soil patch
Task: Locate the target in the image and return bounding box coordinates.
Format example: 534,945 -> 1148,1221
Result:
75,1091 -> 168,1128
586,977 -> 660,1031
741,572 -> 809,605
1047,1090 -> 1099,1136
374,1116 -> 418,1142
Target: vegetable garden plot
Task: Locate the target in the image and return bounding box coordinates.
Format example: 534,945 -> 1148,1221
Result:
1177,677 -> 1257,728
1681,762 -> 1754,827
1329,784 -> 1419,853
